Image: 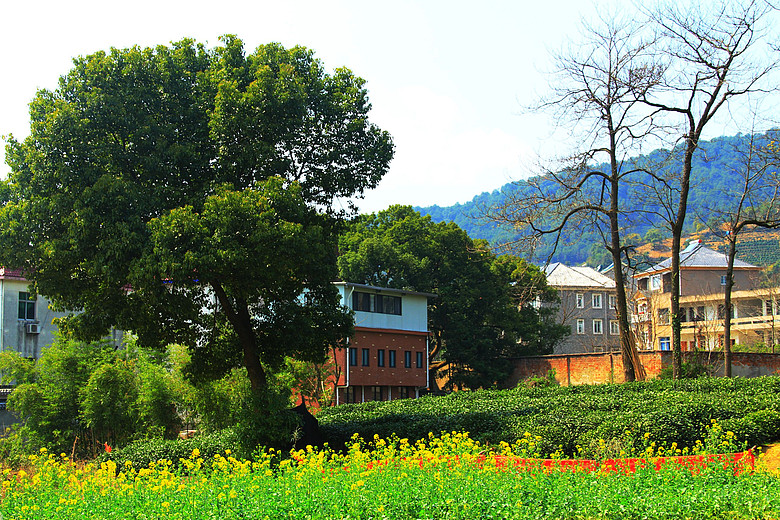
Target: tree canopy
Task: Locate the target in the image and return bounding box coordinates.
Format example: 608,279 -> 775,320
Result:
338,205 -> 567,389
0,36 -> 394,395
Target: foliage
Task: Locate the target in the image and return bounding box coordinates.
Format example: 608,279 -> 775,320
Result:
0,338 -> 183,459
0,36 -> 392,396
80,361 -> 140,444
658,361 -> 712,380
338,205 -> 567,389
3,430 -> 779,519
317,376 -> 780,457
417,132 -> 780,266
97,428 -> 244,471
522,369 -> 559,389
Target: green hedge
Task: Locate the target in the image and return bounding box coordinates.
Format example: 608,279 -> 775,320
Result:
97,428 -> 243,471
317,377 -> 780,456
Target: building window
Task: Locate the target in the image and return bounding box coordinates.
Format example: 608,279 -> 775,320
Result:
608,295 -> 616,309
349,348 -> 357,366
609,320 -> 619,335
371,386 -> 384,401
377,349 -> 385,367
576,293 -> 584,309
344,386 -> 361,403
576,319 -> 585,334
593,319 -> 603,335
361,348 -> 370,366
389,350 -> 396,368
720,275 -> 727,286
416,352 -> 424,368
659,337 -> 671,351
18,292 -> 36,321
650,275 -> 661,291
592,294 -> 602,309
658,308 -> 670,324
767,300 -> 775,316
398,386 -> 410,399
404,351 -> 412,368
352,291 -> 402,316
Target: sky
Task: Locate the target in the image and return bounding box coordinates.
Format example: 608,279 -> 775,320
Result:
0,0 -> 773,214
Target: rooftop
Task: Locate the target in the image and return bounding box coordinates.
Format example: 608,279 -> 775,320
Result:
543,263 -> 616,289
638,240 -> 759,276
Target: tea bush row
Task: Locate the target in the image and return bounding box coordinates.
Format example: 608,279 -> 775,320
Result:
317,376 -> 780,455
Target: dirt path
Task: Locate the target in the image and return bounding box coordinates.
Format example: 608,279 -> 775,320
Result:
760,443 -> 780,473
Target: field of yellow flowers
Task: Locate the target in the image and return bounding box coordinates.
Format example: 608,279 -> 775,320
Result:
2,427 -> 779,520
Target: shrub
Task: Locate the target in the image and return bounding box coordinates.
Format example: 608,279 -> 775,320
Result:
658,361 -> 712,379
98,428 -> 243,470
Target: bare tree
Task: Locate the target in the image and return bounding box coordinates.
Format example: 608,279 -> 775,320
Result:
636,0 -> 778,378
487,14 -> 664,381
706,131 -> 780,375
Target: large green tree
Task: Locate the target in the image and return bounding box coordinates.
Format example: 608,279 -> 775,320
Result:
0,36 -> 393,395
338,205 -> 566,389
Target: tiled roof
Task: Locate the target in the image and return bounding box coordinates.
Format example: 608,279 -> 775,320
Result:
0,268 -> 26,280
544,263 -> 616,289
639,240 -> 758,275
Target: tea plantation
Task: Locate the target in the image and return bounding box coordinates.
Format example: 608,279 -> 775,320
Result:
317,377 -> 780,456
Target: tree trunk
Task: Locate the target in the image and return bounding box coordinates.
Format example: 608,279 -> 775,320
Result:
607,149 -> 636,382
211,282 -> 267,391
724,235 -> 737,377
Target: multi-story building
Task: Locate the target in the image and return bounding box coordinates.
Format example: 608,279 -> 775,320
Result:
543,263 -> 620,354
0,268 -> 73,360
331,282 -> 434,404
631,240 -> 773,351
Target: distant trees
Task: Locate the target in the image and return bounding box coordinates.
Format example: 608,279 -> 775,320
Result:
338,206 -> 567,390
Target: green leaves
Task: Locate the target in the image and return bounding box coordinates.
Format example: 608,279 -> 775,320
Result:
338,205 -> 566,389
0,36 -> 391,395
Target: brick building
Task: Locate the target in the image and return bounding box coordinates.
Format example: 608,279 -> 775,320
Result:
332,282 -> 434,404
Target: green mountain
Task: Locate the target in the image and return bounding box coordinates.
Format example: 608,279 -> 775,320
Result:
416,132 -> 778,266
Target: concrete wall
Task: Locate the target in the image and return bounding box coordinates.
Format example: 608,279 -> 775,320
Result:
508,351 -> 780,386
334,284 -> 429,332
0,277 -> 70,359
681,268 -> 759,296
553,288 -> 619,354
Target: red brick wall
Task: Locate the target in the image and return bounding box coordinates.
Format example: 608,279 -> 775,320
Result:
343,328 -> 428,387
509,351 -> 780,386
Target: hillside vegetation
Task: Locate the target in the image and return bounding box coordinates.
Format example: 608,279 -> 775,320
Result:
417,133 -> 780,266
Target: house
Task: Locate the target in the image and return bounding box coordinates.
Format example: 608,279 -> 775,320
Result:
331,282 -> 435,404
543,263 -> 620,354
631,240 -> 772,351
0,268 -> 73,360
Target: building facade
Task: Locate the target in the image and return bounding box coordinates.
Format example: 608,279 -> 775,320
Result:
543,263 -> 620,354
0,268 -> 72,360
632,240 -> 770,351
331,282 -> 434,405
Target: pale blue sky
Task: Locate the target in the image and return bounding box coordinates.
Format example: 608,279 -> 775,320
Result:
0,0 -> 770,213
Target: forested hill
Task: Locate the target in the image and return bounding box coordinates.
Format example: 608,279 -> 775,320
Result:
416,132 -> 778,266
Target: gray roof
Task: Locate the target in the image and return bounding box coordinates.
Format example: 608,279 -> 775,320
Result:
639,240 -> 758,275
544,263 -> 616,289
